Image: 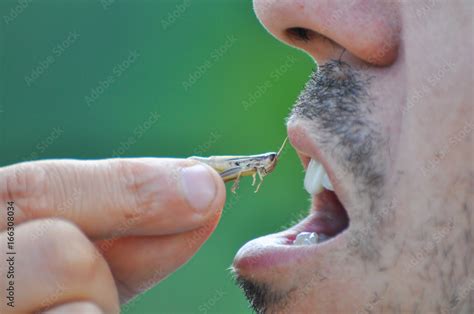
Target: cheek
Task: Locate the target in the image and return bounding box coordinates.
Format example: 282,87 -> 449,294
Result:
366,57 -> 407,176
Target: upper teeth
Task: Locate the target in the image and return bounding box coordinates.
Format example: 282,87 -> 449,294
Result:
322,172 -> 333,191
304,159 -> 334,194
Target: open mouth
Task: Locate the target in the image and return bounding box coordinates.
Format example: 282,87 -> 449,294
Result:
286,158 -> 349,246
233,123 -> 352,272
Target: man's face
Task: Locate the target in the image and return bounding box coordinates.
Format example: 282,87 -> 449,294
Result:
232,1 -> 473,313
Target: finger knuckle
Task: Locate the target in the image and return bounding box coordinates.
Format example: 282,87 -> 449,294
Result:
2,162 -> 49,212
113,159 -> 158,223
41,220 -> 102,283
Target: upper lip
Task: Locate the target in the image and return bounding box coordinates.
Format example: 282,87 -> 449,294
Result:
287,118 -> 351,214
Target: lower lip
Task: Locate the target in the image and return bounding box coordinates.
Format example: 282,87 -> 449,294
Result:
233,210 -> 349,274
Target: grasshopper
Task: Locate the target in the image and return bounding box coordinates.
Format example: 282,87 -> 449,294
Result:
189,137 -> 288,193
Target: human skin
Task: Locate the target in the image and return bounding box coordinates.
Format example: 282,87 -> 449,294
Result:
232,0 -> 473,313
0,159 -> 226,313
0,2 -> 471,313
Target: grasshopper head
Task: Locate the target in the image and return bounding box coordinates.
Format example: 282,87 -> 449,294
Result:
262,153 -> 278,175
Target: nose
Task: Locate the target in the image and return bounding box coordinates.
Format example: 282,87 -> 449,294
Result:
253,0 -> 401,66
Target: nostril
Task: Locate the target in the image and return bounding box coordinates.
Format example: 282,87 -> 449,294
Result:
286,27 -> 312,42
257,0 -> 401,66
286,27 -> 340,49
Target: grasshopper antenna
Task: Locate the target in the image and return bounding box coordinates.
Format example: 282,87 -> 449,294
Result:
276,136 -> 289,158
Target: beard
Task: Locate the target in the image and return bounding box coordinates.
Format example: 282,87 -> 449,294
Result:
234,60 -> 392,313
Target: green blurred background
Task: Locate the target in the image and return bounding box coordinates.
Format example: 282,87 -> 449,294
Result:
0,0 -> 314,312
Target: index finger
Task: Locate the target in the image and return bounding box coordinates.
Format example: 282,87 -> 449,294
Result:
0,158 -> 226,239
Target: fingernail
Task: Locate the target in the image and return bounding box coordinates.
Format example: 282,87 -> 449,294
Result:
181,164 -> 217,212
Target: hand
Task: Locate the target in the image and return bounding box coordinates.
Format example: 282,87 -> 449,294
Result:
0,158 -> 226,313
